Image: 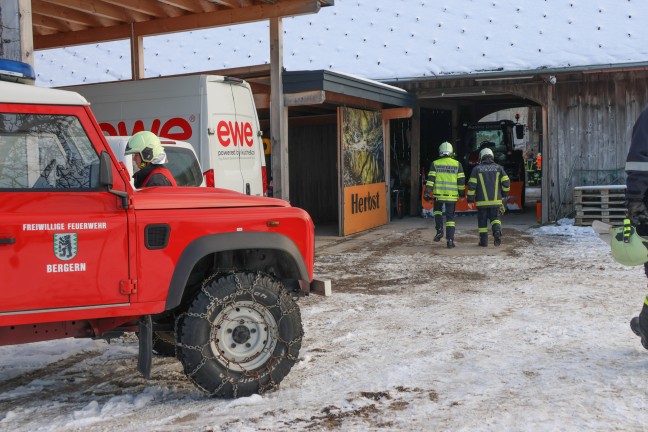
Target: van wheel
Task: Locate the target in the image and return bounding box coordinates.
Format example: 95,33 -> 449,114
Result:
176,271 -> 303,398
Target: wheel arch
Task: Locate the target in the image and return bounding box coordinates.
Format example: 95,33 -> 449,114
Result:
165,232 -> 309,310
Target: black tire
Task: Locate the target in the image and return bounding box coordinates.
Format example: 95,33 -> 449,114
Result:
152,331 -> 176,357
135,330 -> 176,357
176,271 -> 303,398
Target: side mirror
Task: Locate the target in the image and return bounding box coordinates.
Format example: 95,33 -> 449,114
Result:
100,150 -> 129,208
515,124 -> 524,140
100,151 -> 113,188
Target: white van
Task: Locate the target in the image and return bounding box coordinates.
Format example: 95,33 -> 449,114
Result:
106,136 -> 205,188
66,75 -> 266,195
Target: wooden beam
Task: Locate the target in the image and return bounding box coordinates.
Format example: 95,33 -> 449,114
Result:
32,13 -> 78,32
32,0 -> 114,27
253,93 -> 269,109
284,90 -> 326,106
200,63 -> 271,78
200,0 -> 237,8
382,107 -> 413,120
38,0 -> 147,22
195,0 -> 221,12
155,0 -> 204,14
134,0 -> 321,36
99,0 -> 174,18
35,0 -> 322,49
35,24 -> 131,48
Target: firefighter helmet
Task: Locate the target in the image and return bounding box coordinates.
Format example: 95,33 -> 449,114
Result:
479,147 -> 494,161
610,225 -> 648,266
125,131 -> 165,167
439,142 -> 453,157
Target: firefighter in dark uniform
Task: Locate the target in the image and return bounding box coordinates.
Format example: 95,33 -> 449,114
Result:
423,142 -> 466,248
625,105 -> 648,350
466,147 -> 510,247
124,131 -> 177,188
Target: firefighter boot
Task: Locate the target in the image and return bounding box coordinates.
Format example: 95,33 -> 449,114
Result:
478,233 -> 488,247
630,303 -> 648,350
446,226 -> 455,248
494,230 -> 502,247
434,226 -> 443,242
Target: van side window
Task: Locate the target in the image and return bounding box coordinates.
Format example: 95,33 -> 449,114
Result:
0,113 -> 100,190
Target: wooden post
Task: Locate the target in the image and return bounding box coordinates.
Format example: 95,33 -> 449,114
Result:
269,17 -> 289,201
130,25 -> 144,80
541,102 -> 549,224
410,105 -> 421,216
384,117 -> 391,221
0,0 -> 33,65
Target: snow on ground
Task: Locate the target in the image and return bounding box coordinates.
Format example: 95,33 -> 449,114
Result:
2,215 -> 648,431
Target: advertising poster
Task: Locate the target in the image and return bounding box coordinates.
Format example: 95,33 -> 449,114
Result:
340,107 -> 387,235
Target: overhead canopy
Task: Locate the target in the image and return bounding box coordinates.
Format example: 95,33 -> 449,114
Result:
283,70 -> 415,109
31,0 -> 333,50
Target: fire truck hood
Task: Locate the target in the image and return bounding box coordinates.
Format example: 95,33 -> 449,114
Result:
130,187 -> 291,210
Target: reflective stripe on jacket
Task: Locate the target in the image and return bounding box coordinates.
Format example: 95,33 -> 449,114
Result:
425,157 -> 465,202
467,161 -> 510,207
134,164 -> 178,188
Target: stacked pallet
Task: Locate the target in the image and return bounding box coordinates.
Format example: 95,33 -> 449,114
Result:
574,185 -> 627,226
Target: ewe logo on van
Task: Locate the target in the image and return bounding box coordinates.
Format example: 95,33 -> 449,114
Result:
216,120 -> 256,160
99,117 -> 193,141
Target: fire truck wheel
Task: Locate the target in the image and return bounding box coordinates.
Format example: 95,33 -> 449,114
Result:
135,329 -> 176,357
176,271 -> 303,398
152,331 -> 176,357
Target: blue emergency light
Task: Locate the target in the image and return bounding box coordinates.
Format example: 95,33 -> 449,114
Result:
0,58 -> 36,83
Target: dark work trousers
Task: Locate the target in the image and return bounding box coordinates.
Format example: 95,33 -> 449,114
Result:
434,200 -> 457,241
477,206 -> 502,244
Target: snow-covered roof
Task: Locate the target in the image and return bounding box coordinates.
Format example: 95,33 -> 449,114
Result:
35,0 -> 648,87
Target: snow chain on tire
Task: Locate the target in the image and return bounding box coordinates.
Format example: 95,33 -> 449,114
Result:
175,271 -> 303,398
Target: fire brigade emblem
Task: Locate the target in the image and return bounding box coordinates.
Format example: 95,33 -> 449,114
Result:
54,233 -> 78,261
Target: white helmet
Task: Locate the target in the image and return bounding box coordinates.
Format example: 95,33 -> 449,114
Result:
125,131 -> 167,168
439,142 -> 453,157
479,147 -> 494,161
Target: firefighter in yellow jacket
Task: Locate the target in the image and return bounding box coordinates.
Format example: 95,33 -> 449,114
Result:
467,148 -> 511,247
423,142 -> 466,248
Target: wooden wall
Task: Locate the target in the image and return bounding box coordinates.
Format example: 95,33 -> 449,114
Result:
288,123 -> 338,225
545,71 -> 648,220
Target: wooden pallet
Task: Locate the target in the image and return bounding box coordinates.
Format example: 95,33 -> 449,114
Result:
574,185 -> 626,226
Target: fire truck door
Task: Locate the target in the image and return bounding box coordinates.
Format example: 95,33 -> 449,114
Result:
0,116 -> 130,315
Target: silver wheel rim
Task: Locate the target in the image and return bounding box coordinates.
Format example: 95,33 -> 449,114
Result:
211,300 -> 278,372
